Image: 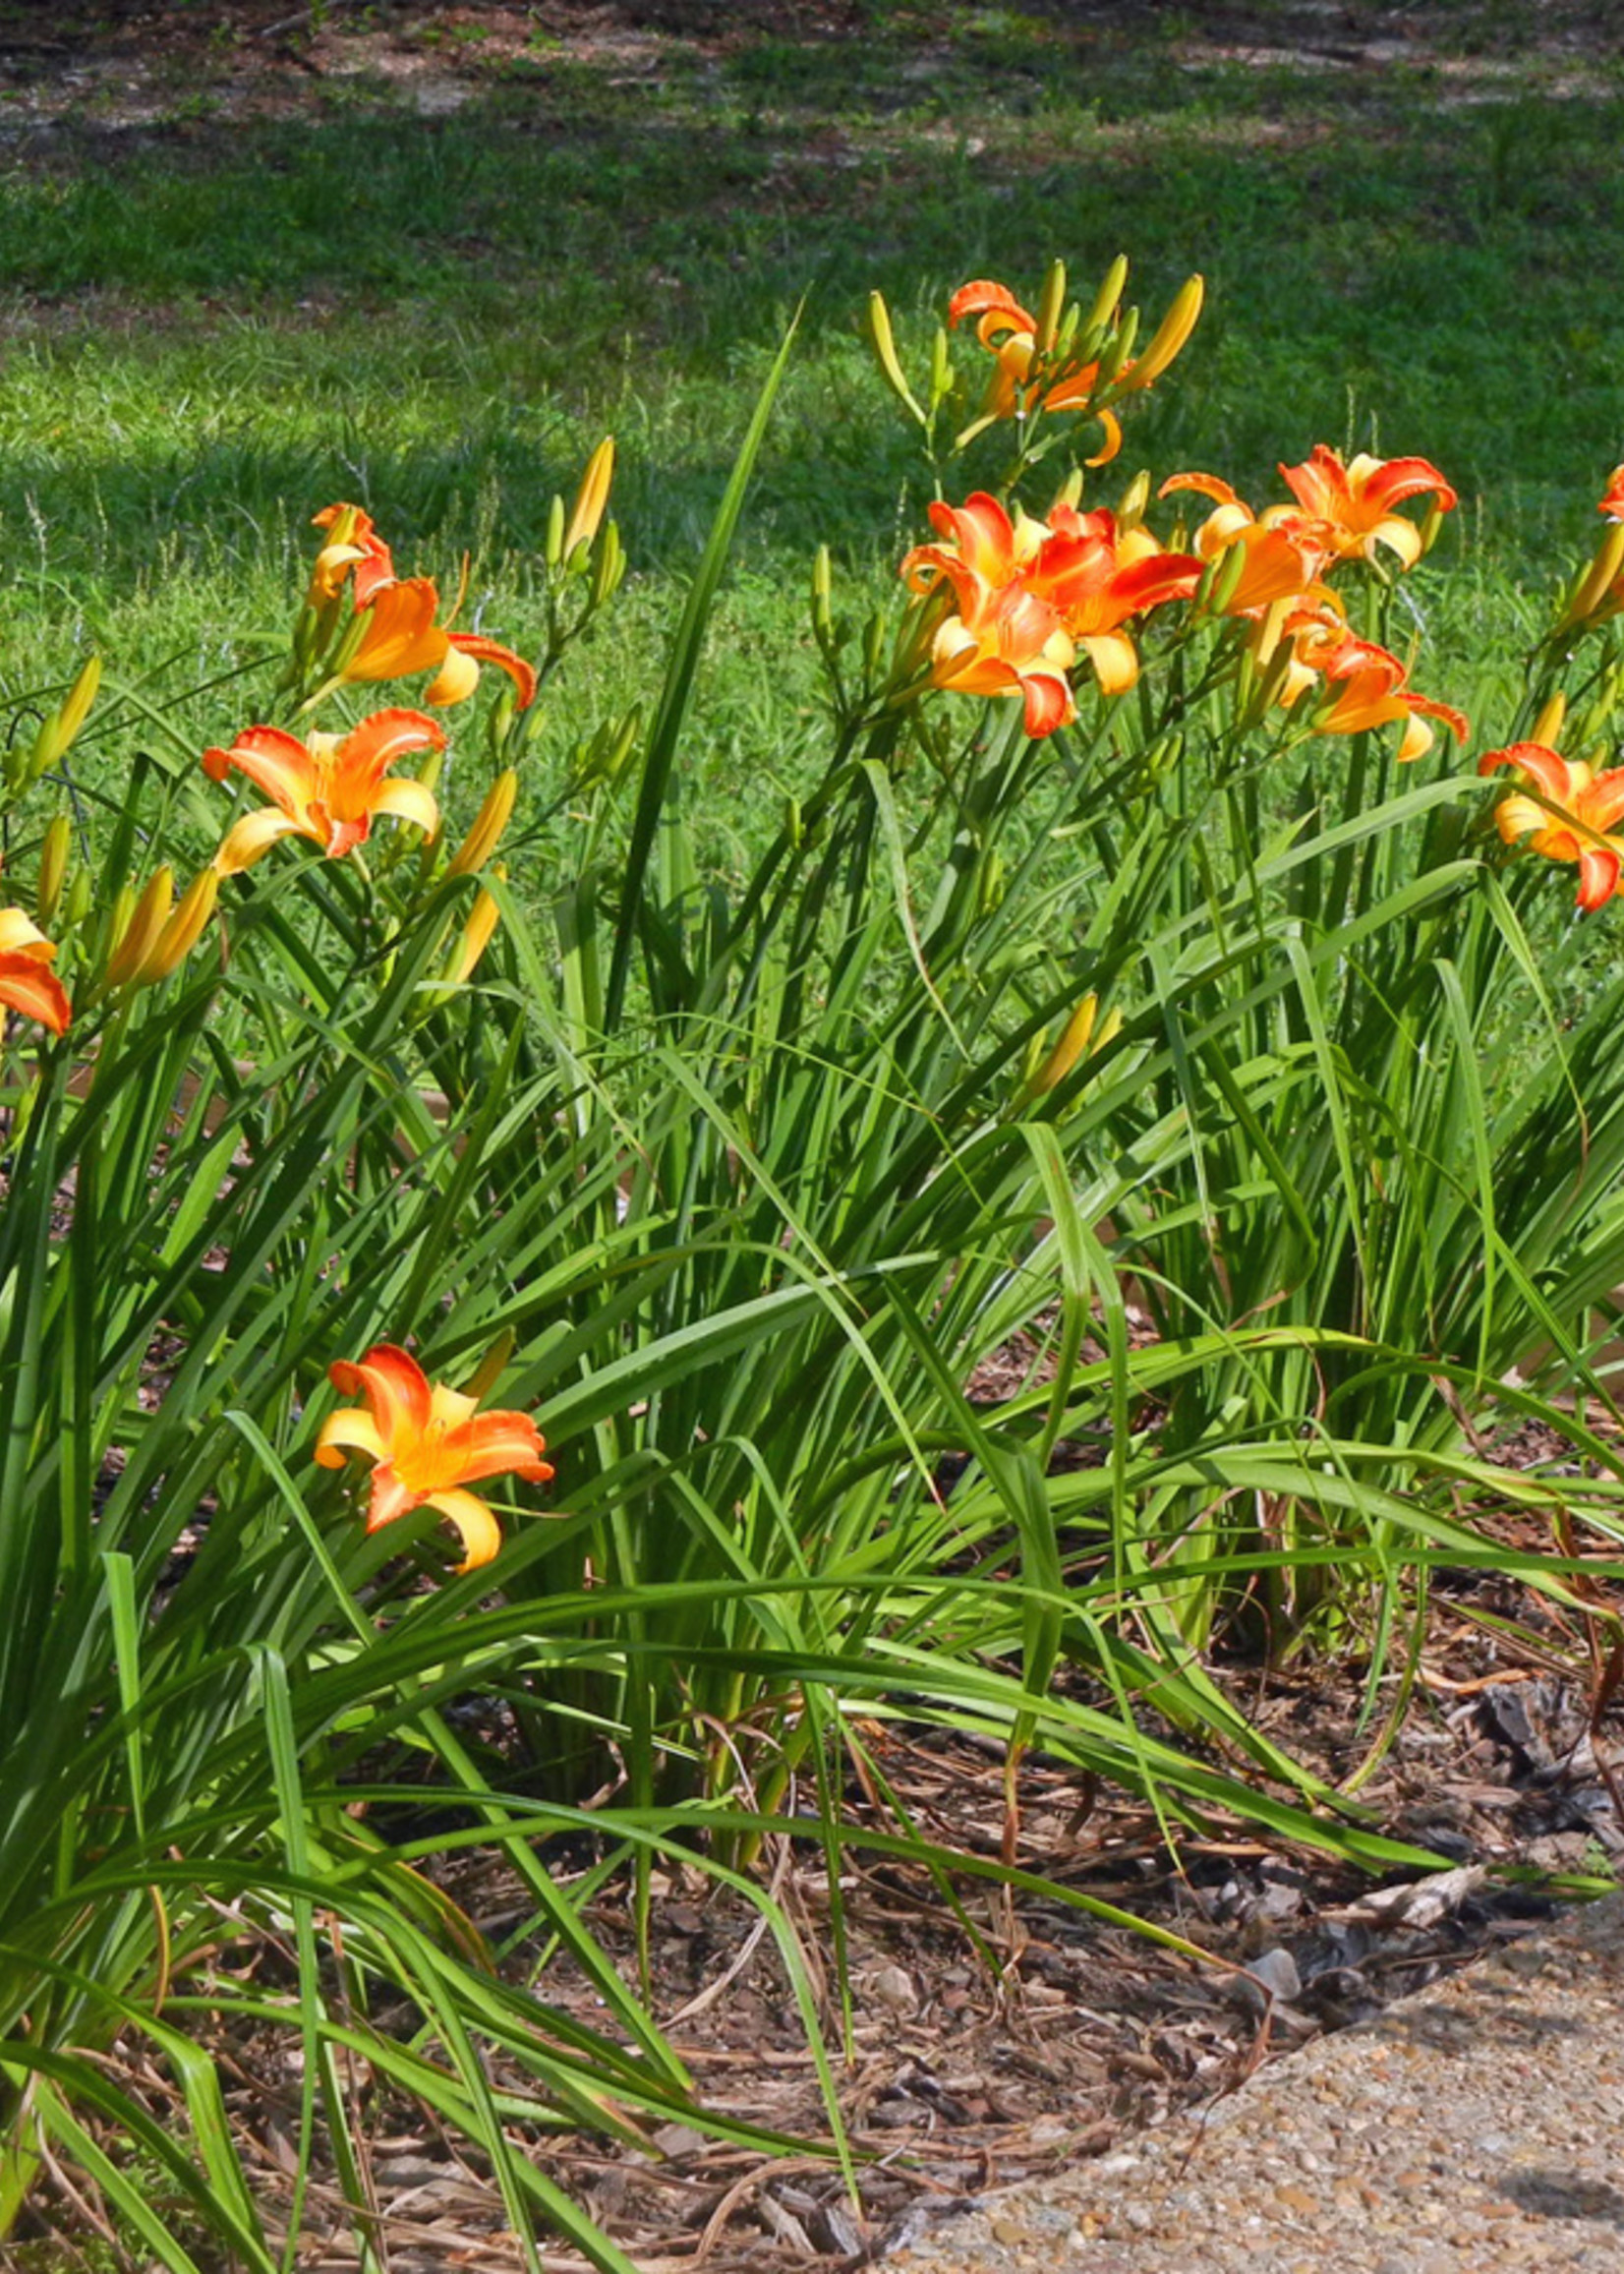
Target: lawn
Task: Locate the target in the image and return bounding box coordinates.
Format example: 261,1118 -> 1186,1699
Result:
4,4 -> 1624,2268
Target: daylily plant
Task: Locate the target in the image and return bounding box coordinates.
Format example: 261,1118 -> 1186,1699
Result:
204,709 -> 445,872
316,1341 -> 554,1572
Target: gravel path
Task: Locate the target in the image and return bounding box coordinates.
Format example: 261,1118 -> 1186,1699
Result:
886,1893 -> 1624,2273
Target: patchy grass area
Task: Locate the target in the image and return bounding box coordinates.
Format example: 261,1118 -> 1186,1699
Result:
2,0 -> 1621,793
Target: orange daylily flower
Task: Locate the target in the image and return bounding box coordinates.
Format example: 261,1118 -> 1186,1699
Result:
310,502 -> 396,609
1158,472 -> 1334,614
316,1341 -> 554,1572
341,575 -> 539,710
902,492 -> 1201,715
1290,619 -> 1468,763
903,494 -> 1077,732
204,709 -> 445,872
1277,445 -> 1457,570
1599,466 -> 1624,521
1479,738 -> 1624,911
948,279 -> 1121,461
0,907 -> 71,1035
1030,502 -> 1203,693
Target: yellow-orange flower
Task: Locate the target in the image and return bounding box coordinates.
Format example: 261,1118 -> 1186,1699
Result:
1158,471 -> 1334,614
1029,502 -> 1203,693
902,493 -> 1077,732
339,577 -> 540,711
315,1341 -> 553,1571
1277,445 -> 1457,569
0,907 -> 70,1035
204,709 -> 445,872
309,502 -> 396,609
1480,738 -> 1624,911
902,492 -> 1201,718
1599,466 -> 1624,521
949,278 -> 1111,441
1290,619 -> 1468,763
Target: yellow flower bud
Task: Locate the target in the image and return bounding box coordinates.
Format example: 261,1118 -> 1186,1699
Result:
444,877 -> 502,988
1532,691 -> 1567,749
36,816 -> 72,928
1125,273 -> 1204,390
1085,254 -> 1130,342
1029,995 -> 1122,1099
106,867 -> 174,991
563,437 -> 616,563
1560,521 -> 1624,631
446,770 -> 517,877
1033,259 -> 1067,354
141,867 -> 218,984
868,292 -> 925,424
29,654 -> 102,781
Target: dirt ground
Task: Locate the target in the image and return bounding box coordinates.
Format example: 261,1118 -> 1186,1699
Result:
0,1 -> 1618,140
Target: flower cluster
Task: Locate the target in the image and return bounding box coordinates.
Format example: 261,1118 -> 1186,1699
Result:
901,493 -> 1202,733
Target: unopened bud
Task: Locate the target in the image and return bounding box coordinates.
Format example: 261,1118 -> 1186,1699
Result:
590,519 -> 624,611
1562,521 -> 1624,630
65,868 -> 93,929
36,815 -> 71,927
1032,994 -> 1098,1094
1532,690 -> 1567,749
1094,306 -> 1140,391
869,291 -> 925,423
563,437 -> 616,562
447,770 -> 517,876
106,866 -> 174,990
443,876 -> 502,988
1116,468 -> 1151,530
811,544 -> 835,643
29,653 -> 102,781
142,867 -> 218,983
462,1328 -> 516,1402
1126,273 -> 1203,390
545,492 -> 567,571
1033,259 -> 1067,354
1085,254 -> 1130,341
929,324 -> 954,409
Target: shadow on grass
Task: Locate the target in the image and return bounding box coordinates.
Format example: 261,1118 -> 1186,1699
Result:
0,7 -> 1620,599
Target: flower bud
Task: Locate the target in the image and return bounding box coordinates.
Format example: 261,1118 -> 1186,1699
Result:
29,654 -> 102,782
65,868 -> 93,930
1125,273 -> 1204,390
590,519 -> 624,611
447,770 -> 517,876
545,492 -> 566,571
106,866 -> 174,990
1033,259 -> 1067,354
868,292 -> 925,423
36,816 -> 71,928
1085,254 -> 1130,342
1532,691 -> 1567,749
1094,306 -> 1140,391
142,867 -> 218,984
443,876 -> 502,988
1560,521 -> 1624,631
563,437 -> 616,562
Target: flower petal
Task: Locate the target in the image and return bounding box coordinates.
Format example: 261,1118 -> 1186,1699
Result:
425,1487 -> 503,1573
